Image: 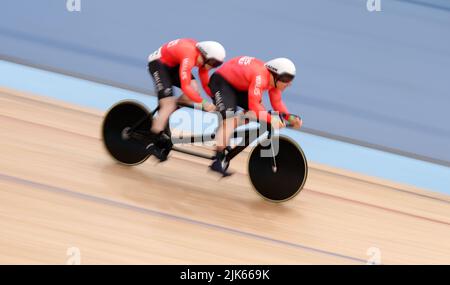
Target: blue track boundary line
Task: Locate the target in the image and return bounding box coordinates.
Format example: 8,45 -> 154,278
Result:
1,54 -> 449,168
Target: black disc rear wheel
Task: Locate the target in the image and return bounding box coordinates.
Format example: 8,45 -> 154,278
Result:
102,100 -> 152,165
248,136 -> 308,202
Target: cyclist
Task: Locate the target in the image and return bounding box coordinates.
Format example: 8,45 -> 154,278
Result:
208,56 -> 302,176
147,38 -> 226,161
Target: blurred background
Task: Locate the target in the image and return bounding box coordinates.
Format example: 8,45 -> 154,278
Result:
1,0 -> 449,165
1,0 -> 450,265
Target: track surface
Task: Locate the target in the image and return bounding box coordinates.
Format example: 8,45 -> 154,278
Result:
0,87 -> 449,264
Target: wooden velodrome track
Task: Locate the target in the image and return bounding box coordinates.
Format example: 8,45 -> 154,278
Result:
0,86 -> 449,264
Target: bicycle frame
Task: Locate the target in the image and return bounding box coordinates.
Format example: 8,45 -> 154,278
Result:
128,102 -> 276,162
170,125 -> 273,161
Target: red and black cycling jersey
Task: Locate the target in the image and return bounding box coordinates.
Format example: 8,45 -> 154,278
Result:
215,56 -> 289,123
149,38 -> 211,102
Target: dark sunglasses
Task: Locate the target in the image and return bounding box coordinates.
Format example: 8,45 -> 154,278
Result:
277,73 -> 295,83
205,58 -> 223,68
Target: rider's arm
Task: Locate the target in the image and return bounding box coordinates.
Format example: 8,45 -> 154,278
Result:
179,56 -> 204,103
198,67 -> 213,98
269,88 -> 289,120
248,77 -> 272,123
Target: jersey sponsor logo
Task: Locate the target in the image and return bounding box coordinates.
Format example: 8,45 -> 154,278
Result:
253,75 -> 262,96
181,58 -> 190,80
152,71 -> 164,92
238,56 -> 254,66
214,91 -> 226,111
167,39 -> 180,48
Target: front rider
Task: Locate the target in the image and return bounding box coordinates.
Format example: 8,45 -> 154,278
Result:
208,56 -> 302,176
147,38 -> 226,161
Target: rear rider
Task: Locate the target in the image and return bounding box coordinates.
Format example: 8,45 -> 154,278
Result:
147,38 -> 226,161
208,56 -> 302,176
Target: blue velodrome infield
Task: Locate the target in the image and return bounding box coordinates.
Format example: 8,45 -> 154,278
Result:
1,59 -> 449,195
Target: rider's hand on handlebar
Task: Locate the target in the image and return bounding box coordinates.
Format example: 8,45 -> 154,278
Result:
202,100 -> 216,112
271,115 -> 286,130
288,115 -> 302,129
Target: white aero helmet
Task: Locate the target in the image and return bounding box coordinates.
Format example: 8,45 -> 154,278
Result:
196,41 -> 226,67
264,57 -> 296,83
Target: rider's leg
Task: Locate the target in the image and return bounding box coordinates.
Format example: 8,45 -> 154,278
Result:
148,60 -> 178,134
215,116 -> 239,152
152,78 -> 200,134
151,96 -> 177,134
147,60 -> 176,160
208,73 -> 241,176
210,115 -> 249,177
214,87 -> 252,152
209,118 -> 235,177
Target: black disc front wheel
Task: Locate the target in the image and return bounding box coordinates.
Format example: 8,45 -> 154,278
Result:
102,100 -> 152,165
248,136 -> 308,202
